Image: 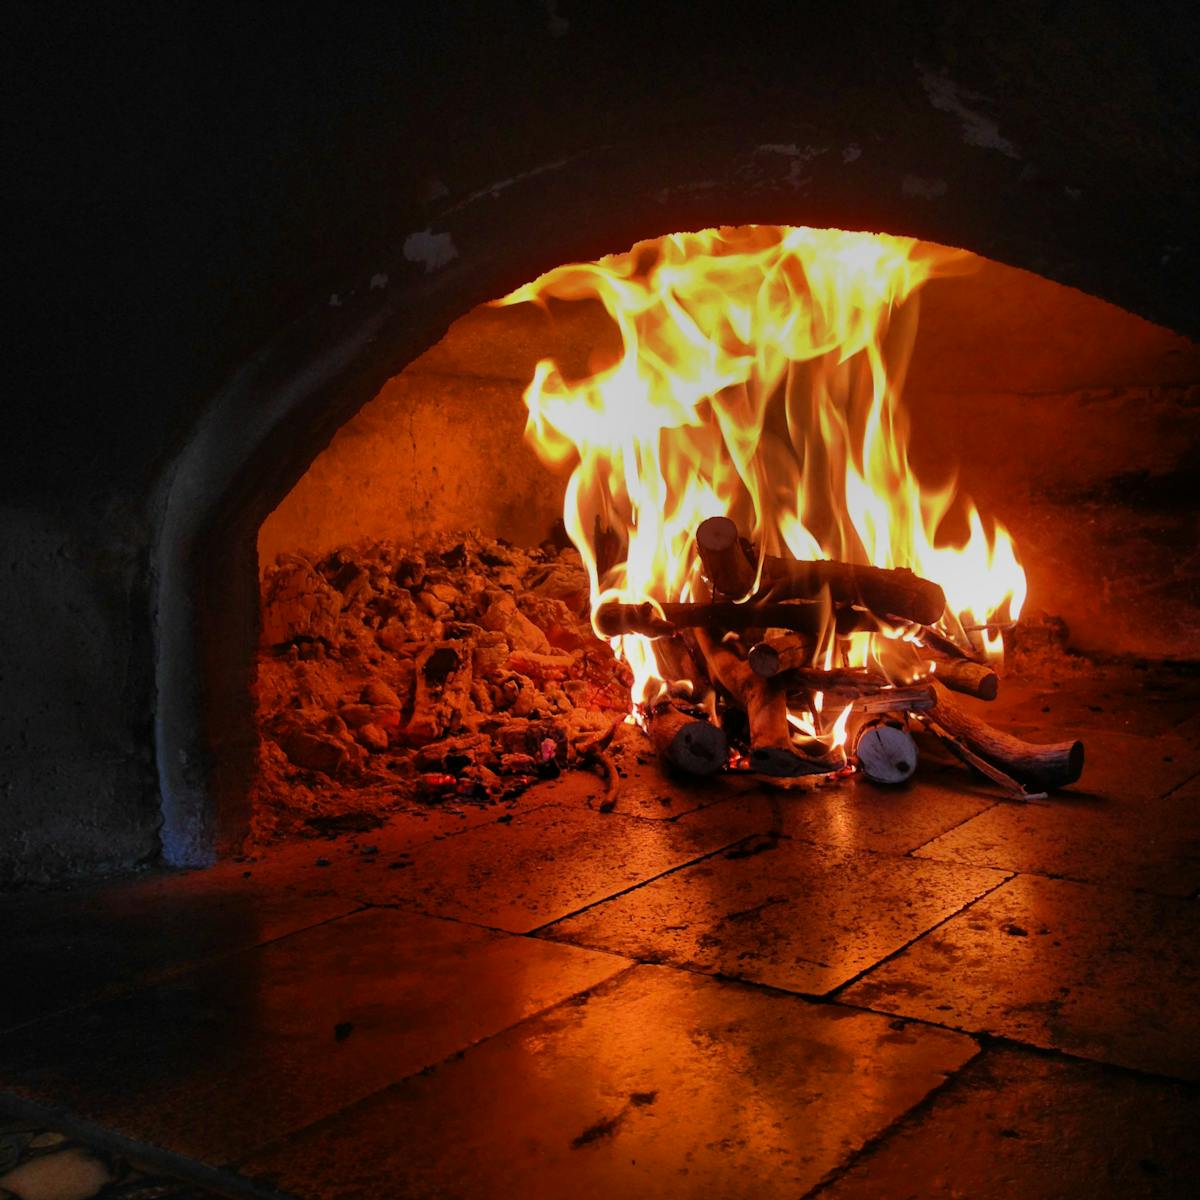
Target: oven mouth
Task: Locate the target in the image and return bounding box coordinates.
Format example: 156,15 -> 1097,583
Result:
227,225 -> 1200,849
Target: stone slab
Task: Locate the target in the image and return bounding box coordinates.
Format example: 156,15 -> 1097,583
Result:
819,1046 -> 1200,1199
1051,727 -> 1200,806
348,800 -> 765,932
545,838 -> 1007,994
984,664 -> 1200,739
526,739 -> 746,822
0,853 -> 362,1032
699,757 -> 998,857
841,874 -> 1200,1079
915,759 -> 1200,895
0,907 -> 626,1164
240,966 -> 977,1200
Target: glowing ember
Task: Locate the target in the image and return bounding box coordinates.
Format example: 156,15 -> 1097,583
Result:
499,226 -> 1026,753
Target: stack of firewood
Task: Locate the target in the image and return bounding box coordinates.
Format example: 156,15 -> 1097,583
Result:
601,516 -> 1083,799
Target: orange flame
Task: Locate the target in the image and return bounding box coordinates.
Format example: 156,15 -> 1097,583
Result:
499,226 -> 1026,747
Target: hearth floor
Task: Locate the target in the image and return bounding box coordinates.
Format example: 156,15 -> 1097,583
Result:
2,663 -> 1198,1199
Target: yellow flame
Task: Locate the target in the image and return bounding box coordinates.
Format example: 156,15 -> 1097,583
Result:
499,226 -> 1026,744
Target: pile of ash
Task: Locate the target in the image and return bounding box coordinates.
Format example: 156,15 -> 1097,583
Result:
252,531 -> 631,840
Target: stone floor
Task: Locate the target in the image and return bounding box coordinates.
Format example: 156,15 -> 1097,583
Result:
2,663 -> 1198,1198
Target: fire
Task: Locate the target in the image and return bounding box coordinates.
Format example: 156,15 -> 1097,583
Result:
499,226 -> 1026,750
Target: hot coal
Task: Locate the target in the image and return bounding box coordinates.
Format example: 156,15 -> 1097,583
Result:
252,532 -> 631,841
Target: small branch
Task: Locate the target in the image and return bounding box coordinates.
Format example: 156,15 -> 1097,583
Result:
927,681 -> 1083,790
918,625 -> 983,663
914,714 -> 1044,802
595,750 -> 621,811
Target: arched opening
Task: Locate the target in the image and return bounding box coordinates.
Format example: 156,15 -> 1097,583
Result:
174,224 -> 1197,850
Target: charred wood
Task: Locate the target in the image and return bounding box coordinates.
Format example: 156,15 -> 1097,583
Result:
646,702 -> 729,776
779,666 -> 892,693
694,629 -> 822,777
927,681 -> 1083,790
747,633 -> 814,678
695,515 -> 756,597
653,633 -> 710,699
928,657 -> 999,701
757,557 -> 945,626
595,598 -> 875,639
403,640 -> 471,742
696,516 -> 946,625
851,684 -> 935,714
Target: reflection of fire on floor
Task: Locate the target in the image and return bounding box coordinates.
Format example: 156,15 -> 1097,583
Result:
2,663 -> 1199,1198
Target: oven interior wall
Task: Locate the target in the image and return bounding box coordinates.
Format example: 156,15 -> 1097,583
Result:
260,249 -> 1200,661
257,299 -> 624,564
905,258 -> 1200,659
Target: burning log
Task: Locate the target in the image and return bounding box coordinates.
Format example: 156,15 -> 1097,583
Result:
747,633 -> 813,678
915,715 -> 1041,802
918,624 -> 982,663
852,684 -> 935,714
695,516 -> 946,625
593,515 -> 624,581
780,666 -> 892,693
595,598 -> 875,640
759,558 -> 946,626
928,657 -> 999,701
653,633 -> 709,699
695,514 -> 756,597
854,718 -> 919,784
780,670 -> 937,720
645,702 -> 728,776
693,629 -> 819,777
926,681 -> 1083,790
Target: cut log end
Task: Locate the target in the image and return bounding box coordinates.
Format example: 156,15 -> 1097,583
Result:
695,515 -> 739,551
748,642 -> 782,678
647,704 -> 728,776
696,516 -> 755,597
930,657 -> 999,701
855,721 -> 918,784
